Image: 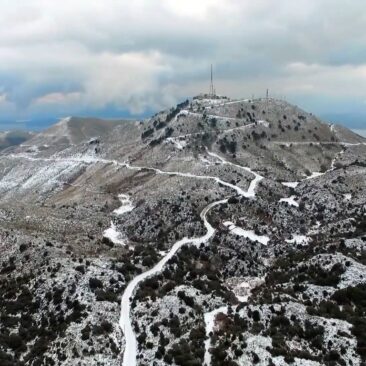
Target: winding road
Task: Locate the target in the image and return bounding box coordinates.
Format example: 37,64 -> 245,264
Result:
4,145 -> 345,365
118,152 -> 263,366
119,198 -> 227,366
4,150 -> 264,365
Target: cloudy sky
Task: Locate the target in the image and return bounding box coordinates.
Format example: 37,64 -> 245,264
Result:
1,0 -> 366,129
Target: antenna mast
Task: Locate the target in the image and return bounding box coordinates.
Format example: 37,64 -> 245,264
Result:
209,64 -> 215,97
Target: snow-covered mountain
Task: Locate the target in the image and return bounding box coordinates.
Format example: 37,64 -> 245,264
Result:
0,96 -> 365,366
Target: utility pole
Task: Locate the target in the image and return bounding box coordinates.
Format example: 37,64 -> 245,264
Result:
209,64 -> 215,97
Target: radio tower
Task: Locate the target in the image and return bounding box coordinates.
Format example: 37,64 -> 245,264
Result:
209,64 -> 215,97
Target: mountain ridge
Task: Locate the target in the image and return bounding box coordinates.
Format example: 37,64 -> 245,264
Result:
0,95 -> 365,366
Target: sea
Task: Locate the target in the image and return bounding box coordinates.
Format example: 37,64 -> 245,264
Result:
352,129 -> 366,138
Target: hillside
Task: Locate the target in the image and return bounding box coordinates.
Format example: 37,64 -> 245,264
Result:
0,96 -> 365,366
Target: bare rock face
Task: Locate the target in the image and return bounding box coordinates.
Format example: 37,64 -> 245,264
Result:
0,96 -> 365,366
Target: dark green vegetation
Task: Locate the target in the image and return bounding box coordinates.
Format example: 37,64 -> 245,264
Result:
308,284 -> 366,362
0,236 -> 134,365
0,270 -> 88,365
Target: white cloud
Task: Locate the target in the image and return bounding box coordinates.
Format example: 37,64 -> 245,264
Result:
0,0 -> 366,120
283,63 -> 366,97
34,91 -> 82,105
161,0 -> 223,20
82,51 -> 171,113
0,93 -> 7,104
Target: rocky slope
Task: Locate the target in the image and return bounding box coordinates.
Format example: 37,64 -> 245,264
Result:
0,96 -> 365,366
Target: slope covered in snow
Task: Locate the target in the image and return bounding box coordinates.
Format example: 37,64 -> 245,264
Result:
0,96 -> 365,366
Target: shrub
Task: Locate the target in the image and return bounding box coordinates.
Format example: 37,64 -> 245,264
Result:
89,278 -> 103,290
141,128 -> 154,139
19,244 -> 28,252
95,289 -> 118,302
5,333 -> 26,351
177,291 -> 195,308
228,197 -> 239,204
93,321 -> 113,335
252,310 -> 261,322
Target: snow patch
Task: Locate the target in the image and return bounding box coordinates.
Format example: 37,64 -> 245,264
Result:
223,221 -> 270,245
204,306 -> 228,366
103,222 -> 127,246
228,277 -> 265,302
103,194 -> 134,246
343,193 -> 352,201
114,194 -> 134,215
222,98 -> 249,105
282,181 -> 299,188
286,235 -> 311,245
199,155 -> 215,166
257,120 -> 270,127
306,172 -> 324,180
166,137 -> 188,150
279,195 -> 299,207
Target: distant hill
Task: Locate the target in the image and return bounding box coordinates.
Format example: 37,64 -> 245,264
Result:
0,129 -> 34,151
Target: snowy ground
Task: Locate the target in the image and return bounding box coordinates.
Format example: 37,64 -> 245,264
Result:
203,306 -> 228,366
281,181 -> 299,189
285,235 -> 311,245
223,221 -> 270,245
103,194 -> 134,246
279,195 -> 299,207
